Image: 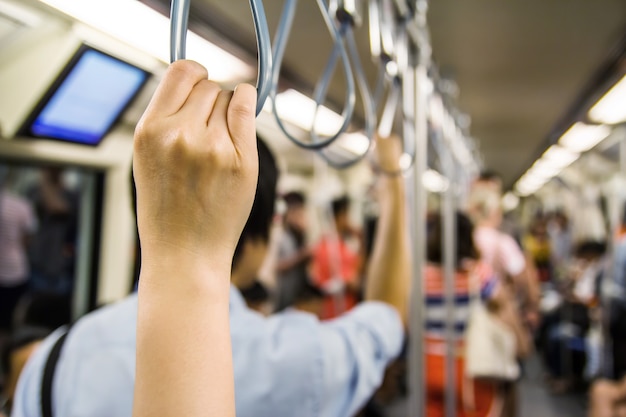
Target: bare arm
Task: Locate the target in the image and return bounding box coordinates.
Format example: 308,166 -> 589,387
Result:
132,60 -> 258,417
364,135 -> 411,325
513,257 -> 541,329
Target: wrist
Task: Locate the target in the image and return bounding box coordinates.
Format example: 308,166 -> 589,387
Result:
139,246 -> 233,291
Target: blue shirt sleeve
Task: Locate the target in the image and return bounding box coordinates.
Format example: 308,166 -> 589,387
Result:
317,302 -> 404,417
229,301 -> 403,417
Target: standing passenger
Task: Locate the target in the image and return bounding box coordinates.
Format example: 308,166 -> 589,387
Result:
26,168 -> 77,296
274,191 -> 311,312
424,212 -> 501,417
0,168 -> 36,335
12,127 -> 411,417
467,186 -> 535,417
312,196 -> 364,319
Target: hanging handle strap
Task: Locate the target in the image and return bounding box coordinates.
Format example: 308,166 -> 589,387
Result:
270,0 -> 356,150
317,22 -> 377,169
170,0 -> 272,116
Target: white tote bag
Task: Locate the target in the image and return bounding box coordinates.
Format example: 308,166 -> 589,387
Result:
464,271 -> 520,381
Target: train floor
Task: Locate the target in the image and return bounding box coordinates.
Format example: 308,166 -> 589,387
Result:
382,354 -> 589,417
518,354 -> 587,417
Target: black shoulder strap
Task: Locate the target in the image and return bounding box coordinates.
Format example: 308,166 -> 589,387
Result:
41,329 -> 70,417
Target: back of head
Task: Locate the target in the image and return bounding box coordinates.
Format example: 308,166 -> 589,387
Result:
232,137 -> 279,268
331,195 -> 350,218
239,280 -> 270,304
427,211 -> 478,267
575,240 -> 607,260
283,191 -> 305,208
467,186 -> 502,224
474,170 -> 503,193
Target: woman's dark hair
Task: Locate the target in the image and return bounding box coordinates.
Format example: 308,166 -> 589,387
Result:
283,191 -> 305,207
331,195 -> 350,218
426,211 -> 479,267
232,136 -> 279,267
574,240 -> 607,259
239,280 -> 270,304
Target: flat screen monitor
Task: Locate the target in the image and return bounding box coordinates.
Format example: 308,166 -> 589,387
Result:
19,45 -> 150,146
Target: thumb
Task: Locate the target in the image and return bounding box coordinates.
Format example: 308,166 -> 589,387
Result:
227,83 -> 257,153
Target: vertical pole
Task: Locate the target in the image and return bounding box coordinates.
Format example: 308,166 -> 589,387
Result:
619,128 -> 626,178
73,173 -> 96,320
441,113 -> 457,417
408,55 -> 429,417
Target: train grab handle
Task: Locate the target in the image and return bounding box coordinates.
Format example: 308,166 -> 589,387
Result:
170,0 -> 273,117
270,0 -> 357,151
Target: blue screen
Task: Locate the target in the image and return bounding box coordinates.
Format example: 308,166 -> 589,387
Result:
30,49 -> 148,145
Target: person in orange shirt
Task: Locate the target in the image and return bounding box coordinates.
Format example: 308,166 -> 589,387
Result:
312,196 -> 363,319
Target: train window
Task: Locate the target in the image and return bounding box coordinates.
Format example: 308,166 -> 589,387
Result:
0,161 -> 104,340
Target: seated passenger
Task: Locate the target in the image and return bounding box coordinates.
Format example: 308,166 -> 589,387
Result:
540,240 -> 606,393
11,93 -> 410,417
589,377 -> 626,417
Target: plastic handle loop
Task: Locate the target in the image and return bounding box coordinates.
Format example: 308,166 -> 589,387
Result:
377,79 -> 400,138
270,0 -> 356,150
371,19 -> 417,176
368,0 -> 381,58
169,0 -> 272,117
380,0 -> 396,59
317,24 -> 376,169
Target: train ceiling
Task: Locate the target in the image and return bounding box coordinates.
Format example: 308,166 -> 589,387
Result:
131,1 -> 626,185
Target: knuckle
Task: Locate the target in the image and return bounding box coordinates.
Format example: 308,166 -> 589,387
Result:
168,60 -> 208,83
229,101 -> 253,120
133,118 -> 154,152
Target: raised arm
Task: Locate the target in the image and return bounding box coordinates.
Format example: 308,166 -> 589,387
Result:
364,135 -> 411,325
132,60 -> 258,417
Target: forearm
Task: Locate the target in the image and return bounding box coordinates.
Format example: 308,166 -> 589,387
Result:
133,256 -> 235,417
364,176 -> 410,325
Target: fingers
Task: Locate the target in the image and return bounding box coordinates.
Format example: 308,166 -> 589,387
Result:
207,90 -> 234,141
146,60 -> 208,117
180,79 -> 222,126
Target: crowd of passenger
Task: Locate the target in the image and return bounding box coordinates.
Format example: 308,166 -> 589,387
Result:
244,168 -> 626,417
0,167 -> 77,415
1,64 -> 625,417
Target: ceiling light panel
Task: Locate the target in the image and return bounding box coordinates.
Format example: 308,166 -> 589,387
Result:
37,0 -> 254,83
558,122 -> 611,153
589,75 -> 626,125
